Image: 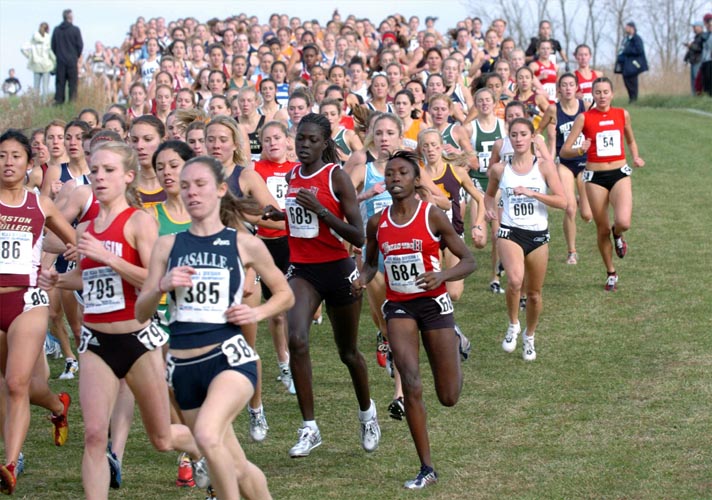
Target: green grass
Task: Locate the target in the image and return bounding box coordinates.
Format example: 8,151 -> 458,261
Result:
12,106 -> 712,499
629,94 -> 712,113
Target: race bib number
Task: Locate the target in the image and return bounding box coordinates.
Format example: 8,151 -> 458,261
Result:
509,196 -> 537,221
135,322 -> 168,350
384,253 -> 426,294
221,334 -> 259,367
82,266 -> 125,314
583,93 -> 594,106
478,152 -> 492,173
266,176 -> 288,209
23,288 -> 49,309
434,292 -> 453,315
0,231 -> 32,275
596,130 -> 622,157
78,326 -> 93,354
582,170 -> 594,182
165,355 -> 175,388
621,165 -> 633,176
174,268 -> 230,323
285,198 -> 318,238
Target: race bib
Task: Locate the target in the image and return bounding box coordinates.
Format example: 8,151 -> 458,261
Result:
596,130 -> 622,157
82,266 -> 125,314
285,198 -> 318,238
621,165 -> 633,176
509,195 -> 538,221
478,152 -> 492,173
384,253 -> 426,294
135,322 -> 168,350
0,231 -> 32,275
78,326 -> 93,354
174,268 -> 230,323
434,292 -> 453,315
23,288 -> 49,309
543,83 -> 557,102
165,355 -> 175,388
266,176 -> 288,209
221,334 -> 259,367
372,197 -> 392,214
582,170 -> 594,182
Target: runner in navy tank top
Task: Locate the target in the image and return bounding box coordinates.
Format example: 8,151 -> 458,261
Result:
355,150 -> 475,490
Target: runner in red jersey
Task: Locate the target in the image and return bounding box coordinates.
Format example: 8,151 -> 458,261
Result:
39,141 -> 199,498
0,130 -> 76,494
355,150 -> 475,490
263,113 -> 381,459
573,44 -> 603,108
561,77 -> 645,291
530,40 -> 559,104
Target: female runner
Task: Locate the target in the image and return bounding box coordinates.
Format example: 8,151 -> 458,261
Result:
38,141 -> 200,498
0,130 -> 75,495
485,118 -> 566,360
573,44 -> 603,108
262,113 -> 381,458
393,90 -> 426,150
355,150 -> 475,489
561,77 -> 644,291
129,115 -> 166,209
320,98 -> 363,162
538,73 -> 592,264
136,155 -> 293,500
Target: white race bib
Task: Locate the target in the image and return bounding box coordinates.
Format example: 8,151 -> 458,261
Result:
596,130 -> 622,158
135,322 -> 169,350
82,266 -> 125,314
221,334 -> 259,367
478,152 -> 492,172
543,83 -> 557,102
266,176 -> 288,209
0,231 -> 32,275
385,253 -> 426,294
78,326 -> 93,354
509,195 -> 538,221
372,197 -> 392,214
174,268 -> 230,323
434,292 -> 453,314
23,288 -> 49,309
285,198 -> 318,238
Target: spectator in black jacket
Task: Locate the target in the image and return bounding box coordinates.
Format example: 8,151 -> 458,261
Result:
51,9 -> 83,105
684,21 -> 705,95
616,22 -> 648,103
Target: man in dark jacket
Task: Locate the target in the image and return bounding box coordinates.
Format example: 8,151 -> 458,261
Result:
51,9 -> 83,105
616,22 -> 648,103
684,21 -> 705,95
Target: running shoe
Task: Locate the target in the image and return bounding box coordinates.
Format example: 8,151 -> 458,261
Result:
289,426 -> 322,458
248,407 -> 269,442
205,485 -> 217,499
566,252 -> 578,265
50,392 -> 71,446
376,331 -> 388,368
278,362 -> 296,395
522,330 -> 536,362
15,453 -> 24,478
360,403 -> 381,452
502,323 -> 521,353
385,348 -> 394,378
490,280 -> 504,294
312,315 -> 323,325
604,273 -> 619,292
107,446 -> 122,489
44,333 -> 62,359
496,260 -> 505,277
0,463 -> 16,495
403,464 -> 438,490
175,452 -> 195,488
388,397 -> 405,421
192,457 -> 210,489
58,358 -> 79,380
519,296 -> 527,311
612,226 -> 627,258
454,324 -> 471,361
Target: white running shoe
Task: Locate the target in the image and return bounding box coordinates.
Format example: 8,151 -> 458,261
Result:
44,334 -> 62,359
191,457 -> 210,489
360,402 -> 381,452
289,426 -> 322,458
278,362 -> 296,394
522,330 -> 536,361
502,323 -> 521,353
248,407 -> 269,442
454,324 -> 471,361
58,358 -> 78,380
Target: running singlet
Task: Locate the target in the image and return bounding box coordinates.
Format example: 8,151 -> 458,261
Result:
167,227 -> 245,349
155,203 -> 191,309
403,119 -> 422,150
581,107 -> 627,163
440,123 -> 459,150
535,60 -> 558,103
333,128 -> 352,156
0,191 -> 45,287
81,207 -> 141,323
139,187 -> 167,209
377,201 -> 446,302
469,118 -> 505,190
556,100 -> 587,166
77,190 -> 100,225
285,163 -> 349,264
254,159 -> 297,238
247,115 -> 266,162
360,161 -> 392,227
575,70 -> 597,106
431,163 -> 464,234
499,158 -> 549,231
59,163 -> 90,185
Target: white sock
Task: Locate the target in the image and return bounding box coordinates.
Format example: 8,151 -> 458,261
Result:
249,405 -> 262,414
303,420 -> 318,431
358,400 -> 376,422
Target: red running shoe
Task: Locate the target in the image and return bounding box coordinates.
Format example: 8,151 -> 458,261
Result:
0,463 -> 16,495
50,392 -> 71,446
376,332 -> 388,368
175,453 -> 195,487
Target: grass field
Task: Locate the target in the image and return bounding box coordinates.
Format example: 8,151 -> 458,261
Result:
10,105 -> 712,499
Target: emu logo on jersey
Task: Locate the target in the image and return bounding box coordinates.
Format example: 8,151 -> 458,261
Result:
381,239 -> 423,254
213,238 -> 230,246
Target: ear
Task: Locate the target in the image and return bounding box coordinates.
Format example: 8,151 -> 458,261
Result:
217,180 -> 228,198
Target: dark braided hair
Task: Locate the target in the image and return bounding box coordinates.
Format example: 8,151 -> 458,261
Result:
387,150 -> 429,199
297,113 -> 340,165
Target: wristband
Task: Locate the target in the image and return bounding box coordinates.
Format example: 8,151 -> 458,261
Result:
577,147 -> 584,156
317,208 -> 329,219
472,225 -> 483,230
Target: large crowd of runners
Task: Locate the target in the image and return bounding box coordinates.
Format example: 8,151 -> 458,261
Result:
0,9 -> 645,498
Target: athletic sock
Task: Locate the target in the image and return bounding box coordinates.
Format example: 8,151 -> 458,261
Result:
303,420 -> 318,431
358,401 -> 375,422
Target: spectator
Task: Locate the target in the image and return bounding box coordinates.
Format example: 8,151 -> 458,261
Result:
684,21 -> 705,95
699,13 -> 712,96
616,21 -> 648,103
51,9 -> 83,105
525,20 -> 569,67
2,69 -> 22,96
21,22 -> 56,97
